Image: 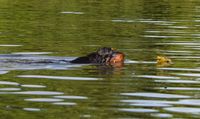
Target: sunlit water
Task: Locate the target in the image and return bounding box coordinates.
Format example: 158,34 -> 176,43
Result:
0,0 -> 200,119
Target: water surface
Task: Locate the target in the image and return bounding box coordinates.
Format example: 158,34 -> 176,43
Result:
0,0 -> 200,119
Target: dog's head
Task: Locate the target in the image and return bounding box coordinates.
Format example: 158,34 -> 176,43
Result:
96,47 -> 125,64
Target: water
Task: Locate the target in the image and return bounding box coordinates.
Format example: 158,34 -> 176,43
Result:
0,0 -> 200,118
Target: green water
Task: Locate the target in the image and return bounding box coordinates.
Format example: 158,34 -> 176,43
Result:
0,0 -> 200,119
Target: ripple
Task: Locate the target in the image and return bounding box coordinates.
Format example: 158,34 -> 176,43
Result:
17,75 -> 101,81
111,19 -> 135,23
54,95 -> 88,99
13,91 -> 63,95
60,11 -> 84,14
121,99 -> 172,107
126,60 -> 155,64
155,79 -> 200,84
118,108 -> 158,113
129,103 -> 171,107
0,88 -> 21,91
145,30 -> 187,34
194,20 -> 200,22
111,19 -> 176,26
165,50 -> 191,53
142,35 -> 180,38
176,99 -> 200,106
145,30 -> 163,33
23,108 -> 41,112
0,71 -> 9,74
20,84 -> 46,88
25,98 -> 63,102
171,56 -> 200,59
156,42 -> 200,45
124,99 -> 200,107
121,100 -> 171,103
0,81 -> 19,86
138,19 -> 172,24
12,52 -> 52,55
158,67 -> 200,72
151,113 -> 173,118
168,26 -> 189,29
0,91 -> 63,95
185,44 -> 200,47
80,115 -> 91,118
52,102 -> 77,106
164,107 -> 200,114
121,92 -> 191,99
0,44 -> 22,47
125,60 -> 139,63
135,75 -> 180,79
157,87 -> 200,90
173,73 -> 200,77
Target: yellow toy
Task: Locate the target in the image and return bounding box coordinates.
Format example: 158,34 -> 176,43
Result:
156,56 -> 172,66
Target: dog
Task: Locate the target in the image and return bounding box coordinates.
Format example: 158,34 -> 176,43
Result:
70,47 -> 125,65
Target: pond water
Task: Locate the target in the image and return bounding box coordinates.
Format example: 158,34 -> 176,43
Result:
0,0 -> 200,118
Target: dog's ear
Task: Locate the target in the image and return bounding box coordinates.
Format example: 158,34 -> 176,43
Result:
97,47 -> 113,56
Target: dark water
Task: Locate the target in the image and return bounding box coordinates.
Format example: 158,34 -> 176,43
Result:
0,0 -> 200,118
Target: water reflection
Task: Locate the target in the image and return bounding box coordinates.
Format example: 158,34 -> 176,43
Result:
135,75 -> 180,79
121,92 -> 191,98
25,98 -> 64,102
17,75 -> 101,81
52,102 -> 77,106
157,87 -> 200,91
121,99 -> 171,107
174,73 -> 200,77
54,95 -> 88,99
155,79 -> 200,84
0,81 -> 19,85
23,108 -> 41,112
13,91 -> 64,95
0,88 -> 21,91
60,11 -> 84,15
12,52 -> 52,55
20,84 -> 46,88
151,113 -> 173,118
118,108 -> 158,113
164,107 -> 200,114
0,91 -> 63,95
0,44 -> 22,47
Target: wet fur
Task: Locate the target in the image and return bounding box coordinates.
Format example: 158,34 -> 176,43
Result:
70,47 -> 115,64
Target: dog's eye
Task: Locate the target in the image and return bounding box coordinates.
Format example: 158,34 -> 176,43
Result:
112,53 -> 117,57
